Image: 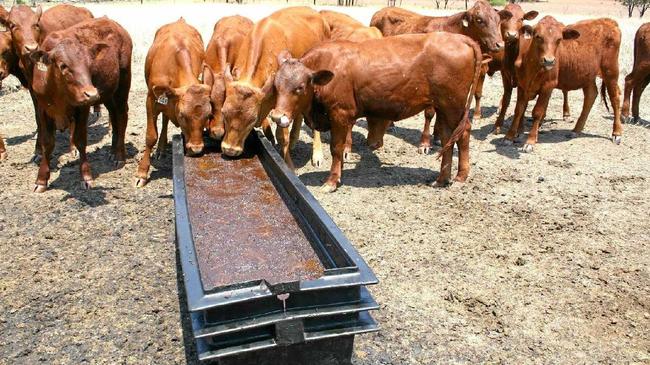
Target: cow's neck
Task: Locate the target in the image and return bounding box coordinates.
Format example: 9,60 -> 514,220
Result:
175,48 -> 199,87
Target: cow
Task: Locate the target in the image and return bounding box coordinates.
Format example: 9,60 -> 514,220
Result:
0,4 -> 94,161
0,7 -> 16,161
136,18 -> 214,188
219,7 -> 330,170
503,16 -> 622,152
204,15 -> 253,140
320,10 -> 382,42
622,22 -> 650,124
29,17 -> 132,193
271,33 -> 484,192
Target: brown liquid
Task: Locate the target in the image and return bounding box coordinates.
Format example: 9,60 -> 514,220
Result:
184,147 -> 324,291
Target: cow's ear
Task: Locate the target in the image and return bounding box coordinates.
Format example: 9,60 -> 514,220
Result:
29,50 -> 51,66
521,25 -> 533,39
202,64 -> 215,88
311,70 -> 333,86
498,9 -> 513,21
277,49 -> 291,65
524,11 -> 539,21
0,7 -> 8,24
260,73 -> 274,98
224,64 -> 234,83
562,28 -> 580,40
152,85 -> 180,99
34,5 -> 42,21
461,12 -> 469,28
91,43 -> 109,58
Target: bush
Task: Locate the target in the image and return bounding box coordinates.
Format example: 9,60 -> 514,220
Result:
489,0 -> 507,5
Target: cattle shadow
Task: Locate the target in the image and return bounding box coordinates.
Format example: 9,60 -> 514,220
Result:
5,131 -> 36,147
608,115 -> 650,129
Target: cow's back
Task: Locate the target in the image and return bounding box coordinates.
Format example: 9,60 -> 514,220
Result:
234,7 -> 329,86
39,4 -> 93,41
633,22 -> 650,70
146,19 -> 204,89
205,15 -> 253,72
370,7 -> 430,36
320,10 -> 362,40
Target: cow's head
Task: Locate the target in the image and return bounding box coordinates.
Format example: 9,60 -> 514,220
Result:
153,69 -> 214,156
519,16 -> 579,71
220,66 -> 273,157
30,38 -> 103,106
459,0 -> 511,53
0,8 -> 15,83
206,65 -> 226,140
269,50 -> 333,130
500,4 -> 538,42
1,5 -> 42,58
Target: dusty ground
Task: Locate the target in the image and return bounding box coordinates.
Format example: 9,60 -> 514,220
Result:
0,2 -> 649,364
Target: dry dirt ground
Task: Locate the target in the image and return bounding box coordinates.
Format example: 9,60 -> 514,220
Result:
0,2 -> 649,365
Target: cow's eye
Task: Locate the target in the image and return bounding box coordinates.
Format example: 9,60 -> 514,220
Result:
476,18 -> 482,24
59,63 -> 69,74
294,87 -> 303,95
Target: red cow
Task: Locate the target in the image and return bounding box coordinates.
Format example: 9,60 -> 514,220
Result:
29,17 -> 132,192
622,22 -> 650,124
136,18 -> 215,188
271,33 -> 485,192
204,15 -> 253,140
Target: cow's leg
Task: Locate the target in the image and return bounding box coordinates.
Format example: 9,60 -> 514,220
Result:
29,90 -> 42,164
0,133 -> 6,160
419,107 -> 436,154
433,115 -> 453,187
34,112 -> 55,193
289,115 -> 302,150
105,100 -> 127,167
261,117 -> 275,144
366,118 -> 391,150
472,67 -> 487,120
311,128 -> 324,168
504,87 -> 528,144
73,108 -> 93,189
523,91 -> 552,152
571,81 -> 597,137
494,74 -> 513,134
622,71 -> 636,122
632,76 -> 650,124
343,128 -> 352,161
68,122 -> 78,158
563,90 -> 571,121
155,115 -> 169,159
605,77 -> 623,144
276,125 -> 294,170
455,115 -> 471,183
321,120 -> 351,193
135,96 -> 159,187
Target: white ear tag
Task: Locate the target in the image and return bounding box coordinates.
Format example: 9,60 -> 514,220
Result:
524,33 -> 532,40
462,19 -> 469,28
37,62 -> 48,72
157,94 -> 168,105
0,25 -> 7,32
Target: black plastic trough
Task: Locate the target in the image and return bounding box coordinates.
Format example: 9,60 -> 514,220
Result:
172,131 -> 378,363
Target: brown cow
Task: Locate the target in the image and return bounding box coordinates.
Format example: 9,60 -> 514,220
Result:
504,16 -> 622,152
29,17 -> 132,192
320,10 -> 382,42
271,33 -> 484,192
219,7 -> 330,170
0,4 -> 93,160
204,15 -> 253,140
622,22 -> 650,124
136,18 -> 215,188
0,7 -> 15,160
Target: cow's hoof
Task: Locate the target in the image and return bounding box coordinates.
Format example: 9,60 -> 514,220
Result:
521,144 -> 534,153
343,147 -> 351,162
320,182 -> 338,193
431,180 -> 450,188
30,154 -> 42,164
563,115 -> 571,122
0,151 -> 7,161
81,180 -> 94,190
501,138 -> 514,146
135,177 -> 148,188
493,126 -> 501,135
69,148 -> 79,159
33,184 -> 47,193
368,142 -> 382,151
417,145 -> 430,155
311,152 -> 323,168
566,131 -> 579,139
611,135 -> 622,145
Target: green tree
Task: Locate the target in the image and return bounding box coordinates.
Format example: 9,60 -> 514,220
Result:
621,0 -> 650,17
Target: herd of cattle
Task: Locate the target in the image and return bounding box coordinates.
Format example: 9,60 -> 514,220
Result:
0,2 -> 649,193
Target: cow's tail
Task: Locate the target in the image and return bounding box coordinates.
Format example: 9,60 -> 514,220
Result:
437,39 -> 482,158
600,80 -> 611,113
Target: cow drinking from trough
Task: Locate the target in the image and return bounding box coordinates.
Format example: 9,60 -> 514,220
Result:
622,22 -> 650,124
136,18 -> 215,188
204,15 -> 253,141
271,33 -> 484,192
504,16 -> 622,152
29,17 -> 132,192
219,7 -> 330,169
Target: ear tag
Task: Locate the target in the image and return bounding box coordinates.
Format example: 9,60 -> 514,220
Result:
0,25 -> 7,32
37,62 -> 48,72
524,33 -> 532,40
157,94 -> 168,105
462,19 -> 469,28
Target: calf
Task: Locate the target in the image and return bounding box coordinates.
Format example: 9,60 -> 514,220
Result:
136,18 -> 214,188
29,17 -> 132,192
219,7 -> 330,170
271,33 -> 484,192
622,22 -> 650,124
204,15 -> 253,140
504,16 -> 622,152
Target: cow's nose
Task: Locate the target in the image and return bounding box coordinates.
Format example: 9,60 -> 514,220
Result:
221,142 -> 243,157
506,31 -> 518,40
185,142 -> 204,156
543,56 -> 556,65
494,41 -> 505,51
23,43 -> 37,54
271,113 -> 291,128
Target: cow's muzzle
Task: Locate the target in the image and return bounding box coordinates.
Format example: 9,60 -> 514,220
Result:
270,113 -> 292,128
221,142 -> 243,157
542,57 -> 556,70
185,142 -> 204,156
